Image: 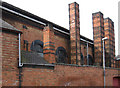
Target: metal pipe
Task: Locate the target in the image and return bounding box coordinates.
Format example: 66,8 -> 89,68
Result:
80,38 -> 94,45
118,2 -> 120,56
53,27 -> 70,35
103,40 -> 105,88
102,37 -> 108,88
19,33 -> 23,67
87,42 -> 89,65
19,67 -> 22,88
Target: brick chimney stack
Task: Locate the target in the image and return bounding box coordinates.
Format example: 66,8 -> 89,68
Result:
92,12 -> 104,66
104,18 -> 115,67
69,2 -> 81,65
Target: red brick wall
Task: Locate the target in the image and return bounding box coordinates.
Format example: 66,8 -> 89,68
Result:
2,10 -> 44,52
1,30 -> 119,87
81,41 -> 93,58
54,31 -> 70,63
21,65 -> 119,86
2,10 -> 71,63
2,10 -> 94,64
2,31 -> 19,86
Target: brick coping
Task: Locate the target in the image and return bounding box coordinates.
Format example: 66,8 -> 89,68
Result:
21,63 -> 120,70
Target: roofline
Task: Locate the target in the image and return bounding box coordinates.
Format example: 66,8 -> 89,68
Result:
1,1 -> 93,43
0,27 -> 22,34
69,2 -> 79,5
92,11 -> 103,16
2,2 -> 69,33
104,17 -> 114,24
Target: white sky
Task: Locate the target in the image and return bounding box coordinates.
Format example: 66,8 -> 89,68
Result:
2,0 -> 119,56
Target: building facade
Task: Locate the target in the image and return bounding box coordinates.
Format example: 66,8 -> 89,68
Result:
1,1 -> 119,87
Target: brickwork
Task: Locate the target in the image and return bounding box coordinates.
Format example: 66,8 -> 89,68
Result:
21,25 -> 43,52
2,31 -> 19,86
1,2 -> 118,87
43,24 -> 55,63
20,65 -> 119,86
0,29 -> 2,87
69,2 -> 81,65
104,18 -> 115,67
93,12 -> 104,66
54,31 -> 70,63
81,41 -> 94,65
2,11 -> 44,52
2,11 -> 72,63
2,8 -> 94,65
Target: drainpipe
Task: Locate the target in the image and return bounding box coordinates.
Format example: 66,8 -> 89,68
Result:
102,37 -> 108,88
18,33 -> 23,88
87,42 -> 89,65
19,67 -> 22,88
103,40 -> 105,88
19,33 -> 23,67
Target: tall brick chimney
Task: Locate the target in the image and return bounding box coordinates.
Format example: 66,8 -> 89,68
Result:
92,12 -> 104,66
69,2 -> 81,65
43,23 -> 55,63
104,18 -> 115,67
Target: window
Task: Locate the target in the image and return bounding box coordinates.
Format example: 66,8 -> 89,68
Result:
81,53 -> 84,65
55,47 -> 67,63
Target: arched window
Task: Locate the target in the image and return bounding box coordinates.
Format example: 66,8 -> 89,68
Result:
81,53 -> 84,65
84,55 -> 93,65
30,40 -> 43,53
88,54 -> 94,65
55,47 -> 67,63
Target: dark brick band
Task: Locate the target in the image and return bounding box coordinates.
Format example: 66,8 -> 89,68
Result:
43,52 -> 55,54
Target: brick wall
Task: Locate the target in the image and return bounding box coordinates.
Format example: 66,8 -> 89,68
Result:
2,10 -> 44,52
1,29 -> 119,87
81,41 -> 94,65
81,41 -> 93,58
2,31 -> 19,86
21,64 -> 119,86
2,9 -> 94,64
54,31 -> 70,63
0,29 -> 2,87
2,10 -> 71,63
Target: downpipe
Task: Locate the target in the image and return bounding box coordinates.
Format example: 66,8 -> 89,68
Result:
18,33 -> 23,88
19,33 -> 23,67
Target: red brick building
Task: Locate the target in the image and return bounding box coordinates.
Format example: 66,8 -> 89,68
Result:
1,1 -> 120,87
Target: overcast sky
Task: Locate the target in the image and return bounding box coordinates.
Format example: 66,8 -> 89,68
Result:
2,0 -> 119,55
